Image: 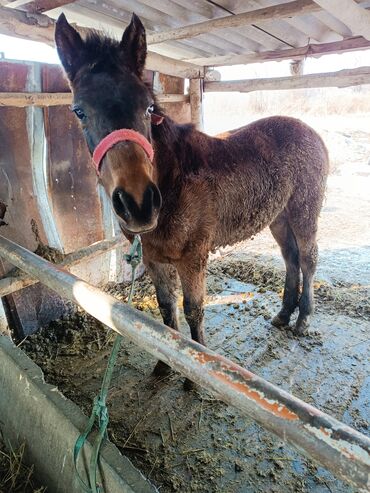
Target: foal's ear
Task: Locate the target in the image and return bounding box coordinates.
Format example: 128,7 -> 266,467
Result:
120,13 -> 147,78
55,13 -> 85,81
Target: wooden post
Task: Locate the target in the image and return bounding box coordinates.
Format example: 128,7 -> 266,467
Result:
189,78 -> 203,130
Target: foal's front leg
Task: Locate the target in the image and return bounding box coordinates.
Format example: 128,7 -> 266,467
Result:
176,256 -> 207,346
146,261 -> 179,376
176,256 -> 207,390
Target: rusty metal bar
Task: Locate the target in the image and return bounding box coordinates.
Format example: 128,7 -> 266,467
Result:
0,236 -> 125,297
0,234 -> 369,492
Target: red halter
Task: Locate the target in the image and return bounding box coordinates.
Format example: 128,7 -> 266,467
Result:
92,129 -> 154,174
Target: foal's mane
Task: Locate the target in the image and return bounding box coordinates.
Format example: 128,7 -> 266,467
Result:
82,30 -> 124,71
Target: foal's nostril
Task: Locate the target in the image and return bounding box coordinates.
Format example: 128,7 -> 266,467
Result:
112,184 -> 161,229
112,188 -> 131,222
150,184 -> 162,210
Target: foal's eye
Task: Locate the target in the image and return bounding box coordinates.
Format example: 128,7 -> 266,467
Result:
146,104 -> 154,117
72,106 -> 86,120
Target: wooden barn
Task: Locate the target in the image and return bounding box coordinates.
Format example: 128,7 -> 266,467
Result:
0,1 -> 369,492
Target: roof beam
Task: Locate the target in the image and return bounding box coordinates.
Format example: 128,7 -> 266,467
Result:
5,0 -> 75,13
205,66 -> 370,92
0,6 -> 208,79
312,0 -> 370,40
147,0 -> 322,45
0,4 -> 55,45
190,36 -> 370,67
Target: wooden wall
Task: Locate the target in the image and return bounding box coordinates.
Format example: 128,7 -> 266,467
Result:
0,60 -> 112,336
0,60 -> 190,337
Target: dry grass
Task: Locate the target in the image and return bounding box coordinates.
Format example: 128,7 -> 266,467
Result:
0,438 -> 46,493
204,84 -> 370,123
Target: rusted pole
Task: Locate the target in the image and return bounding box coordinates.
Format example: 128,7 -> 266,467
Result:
0,234 -> 369,492
0,237 -> 125,297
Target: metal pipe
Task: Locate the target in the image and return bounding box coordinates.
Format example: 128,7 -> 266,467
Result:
0,234 -> 369,492
0,237 -> 125,297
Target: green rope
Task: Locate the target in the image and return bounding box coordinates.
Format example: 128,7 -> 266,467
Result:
73,235 -> 142,493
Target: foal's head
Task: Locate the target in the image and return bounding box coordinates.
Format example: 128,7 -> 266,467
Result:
55,13 -> 162,234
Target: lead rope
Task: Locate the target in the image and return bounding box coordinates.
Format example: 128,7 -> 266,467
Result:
73,235 -> 142,493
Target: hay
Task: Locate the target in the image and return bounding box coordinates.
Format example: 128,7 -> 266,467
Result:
0,438 -> 46,493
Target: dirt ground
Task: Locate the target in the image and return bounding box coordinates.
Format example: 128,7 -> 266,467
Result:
19,118 -> 370,493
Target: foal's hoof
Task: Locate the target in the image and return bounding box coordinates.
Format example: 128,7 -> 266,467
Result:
293,317 -> 310,336
271,312 -> 290,328
152,360 -> 172,377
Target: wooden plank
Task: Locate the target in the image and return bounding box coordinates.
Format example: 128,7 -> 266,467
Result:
311,10 -> 352,38
90,0 -> 249,55
0,60 -> 66,336
0,237 -> 125,297
0,62 -> 48,259
313,0 -> 370,40
0,6 -> 205,78
153,73 -> 190,123
0,92 -> 189,107
0,92 -> 72,106
217,0 -> 323,48
146,0 -> 322,44
189,78 -> 203,130
171,0 -> 298,50
59,2 -> 229,59
205,66 -> 370,93
145,51 -> 203,79
5,0 -> 75,13
41,64 -> 104,253
0,5 -> 56,45
192,36 -> 370,67
130,0 -> 267,54
157,93 -> 189,103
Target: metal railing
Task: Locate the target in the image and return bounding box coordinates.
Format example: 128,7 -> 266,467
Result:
0,234 -> 369,492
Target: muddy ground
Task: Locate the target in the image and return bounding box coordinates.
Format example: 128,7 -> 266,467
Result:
21,257 -> 369,493
18,120 -> 370,492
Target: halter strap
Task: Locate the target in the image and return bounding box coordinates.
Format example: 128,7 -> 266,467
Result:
92,129 -> 154,174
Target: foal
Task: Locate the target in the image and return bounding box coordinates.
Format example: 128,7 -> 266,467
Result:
55,14 -> 329,370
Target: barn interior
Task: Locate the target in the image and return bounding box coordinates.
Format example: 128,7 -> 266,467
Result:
0,1 -> 369,492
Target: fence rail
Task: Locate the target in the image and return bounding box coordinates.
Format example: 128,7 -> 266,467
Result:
0,92 -> 189,107
0,234 -> 369,492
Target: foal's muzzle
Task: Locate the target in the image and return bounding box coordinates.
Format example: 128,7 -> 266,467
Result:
112,183 -> 162,234
92,128 -> 161,233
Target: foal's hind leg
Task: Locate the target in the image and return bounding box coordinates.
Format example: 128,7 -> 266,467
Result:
293,236 -> 318,335
288,215 -> 319,335
270,212 -> 300,328
146,261 -> 179,376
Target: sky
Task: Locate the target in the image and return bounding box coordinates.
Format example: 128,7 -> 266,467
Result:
0,34 -> 60,64
1,33 -> 370,79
